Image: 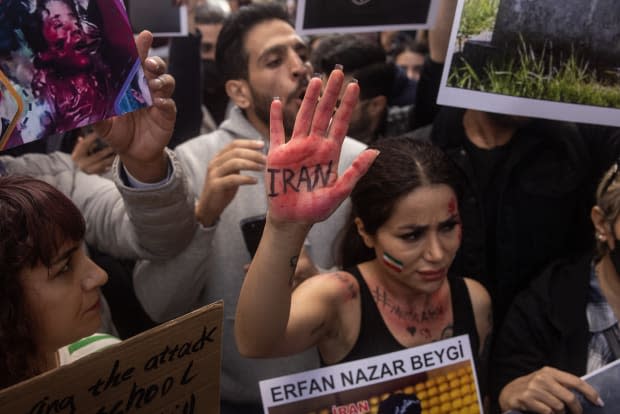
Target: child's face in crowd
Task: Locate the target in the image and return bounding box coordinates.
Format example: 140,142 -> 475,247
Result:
361,184 -> 462,293
395,49 -> 425,81
243,19 -> 310,136
20,241 -> 108,353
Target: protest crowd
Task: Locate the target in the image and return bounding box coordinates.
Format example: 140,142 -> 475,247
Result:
1,0 -> 620,413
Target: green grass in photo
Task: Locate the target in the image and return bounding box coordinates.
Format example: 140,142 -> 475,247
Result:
458,0 -> 500,39
448,40 -> 620,108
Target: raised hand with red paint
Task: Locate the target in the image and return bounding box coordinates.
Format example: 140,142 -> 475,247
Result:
266,68 -> 379,224
236,131 -> 493,378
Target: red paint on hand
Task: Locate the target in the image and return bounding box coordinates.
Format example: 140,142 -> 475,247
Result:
267,68 -> 378,223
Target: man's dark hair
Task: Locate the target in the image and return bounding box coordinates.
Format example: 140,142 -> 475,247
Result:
215,2 -> 290,82
311,34 -> 394,100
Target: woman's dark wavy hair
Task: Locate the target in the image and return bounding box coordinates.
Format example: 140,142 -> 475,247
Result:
0,175 -> 85,388
338,137 -> 461,268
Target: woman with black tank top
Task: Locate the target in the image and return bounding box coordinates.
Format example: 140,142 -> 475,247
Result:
235,68 -> 492,402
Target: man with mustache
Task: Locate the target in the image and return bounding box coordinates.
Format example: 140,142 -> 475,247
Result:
131,4 -> 366,413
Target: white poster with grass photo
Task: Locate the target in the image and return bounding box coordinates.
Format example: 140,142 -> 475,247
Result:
437,0 -> 620,127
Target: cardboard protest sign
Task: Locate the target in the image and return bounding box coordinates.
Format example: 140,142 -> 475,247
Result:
129,0 -> 188,38
437,0 -> 620,127
0,301 -> 223,414
295,0 -> 441,35
0,0 -> 152,151
260,335 -> 482,414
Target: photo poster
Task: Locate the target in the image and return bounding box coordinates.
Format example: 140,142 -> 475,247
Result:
437,0 -> 620,127
129,0 -> 189,37
295,0 -> 441,35
0,0 -> 152,151
260,335 -> 482,414
507,359 -> 620,414
0,301 -> 224,414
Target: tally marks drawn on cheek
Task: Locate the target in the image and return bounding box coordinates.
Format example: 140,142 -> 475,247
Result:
267,160 -> 333,197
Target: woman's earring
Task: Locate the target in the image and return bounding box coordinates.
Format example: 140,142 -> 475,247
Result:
597,233 -> 606,241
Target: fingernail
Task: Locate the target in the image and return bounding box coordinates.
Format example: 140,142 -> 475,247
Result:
146,57 -> 158,68
152,78 -> 163,89
272,96 -> 280,101
313,72 -> 323,79
597,398 -> 605,407
334,63 -> 343,71
350,78 -> 359,84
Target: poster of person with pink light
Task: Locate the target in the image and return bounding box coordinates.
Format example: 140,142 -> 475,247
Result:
0,0 -> 151,150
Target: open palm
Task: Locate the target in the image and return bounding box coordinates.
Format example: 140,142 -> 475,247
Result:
267,69 -> 378,224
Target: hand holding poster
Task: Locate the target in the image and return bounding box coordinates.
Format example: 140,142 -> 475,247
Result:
0,0 -> 152,150
437,0 -> 620,127
0,301 -> 223,414
507,359 -> 620,414
260,335 -> 482,414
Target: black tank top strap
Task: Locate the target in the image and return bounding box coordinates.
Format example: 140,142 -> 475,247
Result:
449,276 -> 480,356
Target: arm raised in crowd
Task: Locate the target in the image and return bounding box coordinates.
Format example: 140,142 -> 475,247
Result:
235,69 -> 378,357
412,0 -> 457,128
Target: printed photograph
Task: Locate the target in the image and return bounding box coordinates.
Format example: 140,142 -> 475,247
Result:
438,0 -> 620,127
0,0 -> 151,150
266,361 -> 480,414
128,0 -> 188,37
296,0 -> 439,35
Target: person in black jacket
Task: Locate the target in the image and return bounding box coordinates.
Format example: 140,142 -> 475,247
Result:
492,159 -> 620,413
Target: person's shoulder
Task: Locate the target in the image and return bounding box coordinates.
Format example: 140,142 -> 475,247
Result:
297,271 -> 360,304
462,277 -> 491,313
57,333 -> 121,366
526,254 -> 591,301
2,151 -> 73,174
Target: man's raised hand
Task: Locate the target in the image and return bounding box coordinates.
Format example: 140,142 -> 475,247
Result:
94,31 -> 176,183
266,67 -> 378,224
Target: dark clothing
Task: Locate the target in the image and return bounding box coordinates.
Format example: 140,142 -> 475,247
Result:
414,107 -> 620,326
303,0 -> 430,28
337,266 -> 480,363
409,57 -> 444,130
168,33 -> 203,148
220,400 -> 264,414
490,254 -> 592,411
